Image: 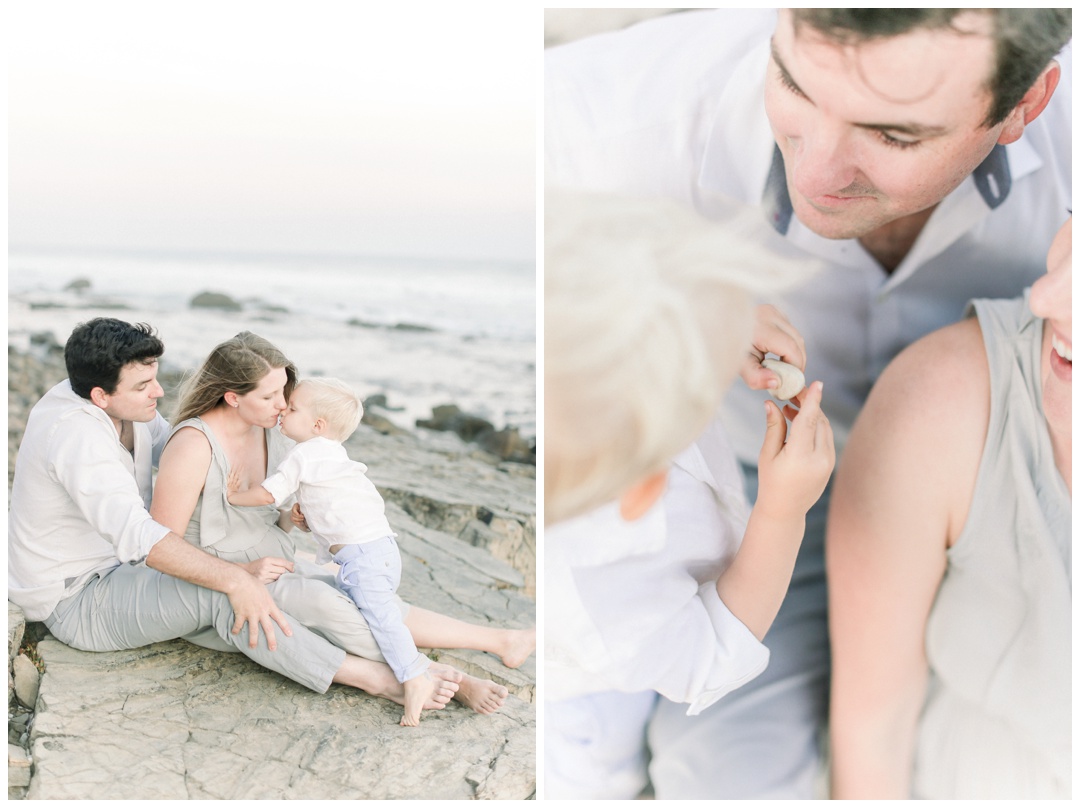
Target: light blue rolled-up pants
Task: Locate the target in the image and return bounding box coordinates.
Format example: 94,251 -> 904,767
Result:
45,562 -> 346,693
333,537 -> 429,684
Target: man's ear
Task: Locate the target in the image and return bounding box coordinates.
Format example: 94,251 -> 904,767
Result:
88,387 -> 110,410
997,61 -> 1061,145
618,469 -> 668,522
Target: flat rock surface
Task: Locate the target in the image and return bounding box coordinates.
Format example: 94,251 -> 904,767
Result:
30,637 -> 533,800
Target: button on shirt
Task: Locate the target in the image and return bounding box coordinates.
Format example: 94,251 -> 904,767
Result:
8,380 -> 172,621
546,8 -> 1072,462
260,437 -> 393,565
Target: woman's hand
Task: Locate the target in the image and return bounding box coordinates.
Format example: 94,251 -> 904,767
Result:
755,380 -> 835,522
740,304 -> 809,397
290,503 -> 311,532
240,556 -> 295,584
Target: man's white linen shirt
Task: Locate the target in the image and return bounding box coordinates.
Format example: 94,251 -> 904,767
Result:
8,380 -> 172,621
260,437 -> 393,564
546,420 -> 770,715
546,8 -> 1072,461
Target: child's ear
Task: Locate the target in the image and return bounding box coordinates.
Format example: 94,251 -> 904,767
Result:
618,469 -> 668,521
312,417 -> 326,434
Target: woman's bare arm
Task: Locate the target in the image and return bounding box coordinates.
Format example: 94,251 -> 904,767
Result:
150,426 -> 213,537
827,319 -> 990,798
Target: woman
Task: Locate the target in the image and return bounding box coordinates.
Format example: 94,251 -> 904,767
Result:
828,218 -> 1071,798
150,332 -> 535,716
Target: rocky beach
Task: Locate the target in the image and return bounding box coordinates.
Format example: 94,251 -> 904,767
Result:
7,330 -> 536,799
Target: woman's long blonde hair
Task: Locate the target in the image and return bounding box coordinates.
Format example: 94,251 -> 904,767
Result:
173,332 -> 297,424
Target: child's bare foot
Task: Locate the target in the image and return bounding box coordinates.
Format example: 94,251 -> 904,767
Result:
498,627 -> 536,669
454,674 -> 509,715
401,671 -> 437,727
419,664 -> 461,710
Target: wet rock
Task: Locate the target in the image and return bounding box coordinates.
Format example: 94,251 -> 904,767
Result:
190,291 -> 242,312
416,404 -> 495,442
363,393 -> 404,412
477,427 -> 535,465
63,278 -> 92,294
28,332 -> 62,354
360,411 -> 412,437
390,322 -> 436,333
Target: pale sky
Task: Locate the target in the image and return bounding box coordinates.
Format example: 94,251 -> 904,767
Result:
8,2 -> 537,262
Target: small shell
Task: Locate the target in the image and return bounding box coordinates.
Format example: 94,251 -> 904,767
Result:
762,358 -> 805,401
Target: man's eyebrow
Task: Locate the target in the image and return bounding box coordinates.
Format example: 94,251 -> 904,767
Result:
771,39 -> 949,139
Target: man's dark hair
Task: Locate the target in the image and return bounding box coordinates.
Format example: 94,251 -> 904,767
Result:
792,8 -> 1073,126
64,318 -> 164,398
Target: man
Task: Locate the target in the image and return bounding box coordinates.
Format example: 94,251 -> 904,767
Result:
8,317 -> 457,704
546,8 -> 1071,798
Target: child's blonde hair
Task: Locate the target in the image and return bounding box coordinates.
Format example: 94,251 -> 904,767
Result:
545,189 -> 809,525
297,377 -> 364,441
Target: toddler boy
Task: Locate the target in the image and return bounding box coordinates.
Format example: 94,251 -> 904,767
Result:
544,189 -> 834,797
227,377 -> 433,726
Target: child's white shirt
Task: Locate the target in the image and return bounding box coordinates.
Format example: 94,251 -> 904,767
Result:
261,436 -> 393,564
545,418 -> 769,715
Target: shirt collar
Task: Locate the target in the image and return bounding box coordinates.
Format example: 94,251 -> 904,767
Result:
762,139 -> 1032,238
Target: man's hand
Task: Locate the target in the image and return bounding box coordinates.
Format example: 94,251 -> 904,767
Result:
741,304 -> 808,397
290,503 -> 311,532
226,571 -> 293,650
240,556 -> 295,584
145,533 -> 293,651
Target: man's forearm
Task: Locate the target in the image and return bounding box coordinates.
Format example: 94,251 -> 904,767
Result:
144,532 -> 248,594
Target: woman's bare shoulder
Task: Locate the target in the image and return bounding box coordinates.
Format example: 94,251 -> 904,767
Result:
844,317 -> 990,537
876,317 -> 989,413
160,423 -> 212,463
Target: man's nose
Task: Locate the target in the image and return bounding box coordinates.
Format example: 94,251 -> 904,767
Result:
790,122 -> 859,199
151,381 -> 164,399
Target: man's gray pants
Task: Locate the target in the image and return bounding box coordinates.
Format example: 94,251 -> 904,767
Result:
646,464 -> 831,799
44,562 -> 346,693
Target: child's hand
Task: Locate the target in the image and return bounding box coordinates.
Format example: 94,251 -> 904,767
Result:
755,380 -> 835,522
741,304 -> 808,398
226,468 -> 243,502
290,503 -> 311,532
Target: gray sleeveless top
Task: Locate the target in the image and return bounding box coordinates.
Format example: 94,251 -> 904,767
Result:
913,295 -> 1071,799
171,417 -> 297,562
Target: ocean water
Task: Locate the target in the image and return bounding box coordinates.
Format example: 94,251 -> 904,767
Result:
8,248 -> 536,437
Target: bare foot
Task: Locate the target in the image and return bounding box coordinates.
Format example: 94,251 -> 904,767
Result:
401,671 -> 437,727
420,663 -> 461,710
498,627 -> 536,669
454,674 -> 509,715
